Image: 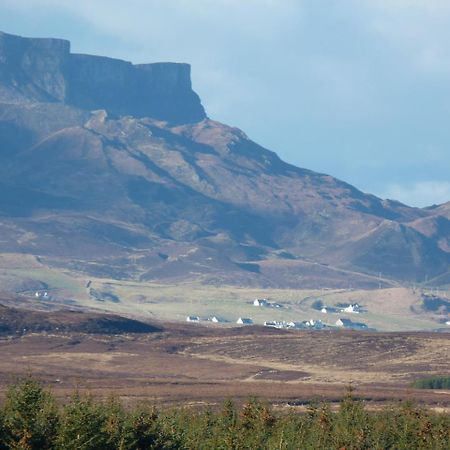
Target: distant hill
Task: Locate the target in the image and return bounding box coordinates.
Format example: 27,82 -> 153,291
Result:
0,31 -> 448,288
0,303 -> 161,335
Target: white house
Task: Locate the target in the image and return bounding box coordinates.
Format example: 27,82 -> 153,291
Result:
321,307 -> 328,314
264,320 -> 277,327
336,318 -> 367,329
253,298 -> 268,307
445,321 -> 450,326
342,303 -> 361,313
237,317 -> 253,325
287,321 -> 304,329
186,316 -> 200,323
210,316 -> 223,323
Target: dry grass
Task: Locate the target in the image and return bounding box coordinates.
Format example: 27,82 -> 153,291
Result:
0,326 -> 449,409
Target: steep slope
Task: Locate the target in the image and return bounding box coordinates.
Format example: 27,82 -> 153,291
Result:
408,201 -> 450,272
0,31 -> 448,288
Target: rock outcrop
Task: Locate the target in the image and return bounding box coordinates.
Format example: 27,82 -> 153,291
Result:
0,31 -> 206,123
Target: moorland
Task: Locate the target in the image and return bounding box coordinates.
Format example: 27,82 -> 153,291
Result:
0,304 -> 449,411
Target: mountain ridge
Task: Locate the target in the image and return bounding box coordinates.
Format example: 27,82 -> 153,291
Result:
0,30 -> 205,123
0,31 -> 448,289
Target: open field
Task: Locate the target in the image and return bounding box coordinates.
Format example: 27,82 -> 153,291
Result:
0,252 -> 449,331
0,325 -> 449,410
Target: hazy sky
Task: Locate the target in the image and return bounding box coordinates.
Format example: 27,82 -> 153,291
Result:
1,0 -> 450,207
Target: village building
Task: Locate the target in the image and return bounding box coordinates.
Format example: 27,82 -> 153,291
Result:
335,318 -> 367,329
253,298 -> 269,307
186,316 -> 200,323
341,303 -> 361,313
237,317 -> 253,325
287,321 -> 304,329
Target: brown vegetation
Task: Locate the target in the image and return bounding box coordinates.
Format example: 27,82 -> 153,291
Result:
0,322 -> 448,411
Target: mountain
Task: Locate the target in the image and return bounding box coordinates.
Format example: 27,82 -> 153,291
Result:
0,31 -> 448,289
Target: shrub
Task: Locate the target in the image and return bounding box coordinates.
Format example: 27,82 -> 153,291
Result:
411,376 -> 450,390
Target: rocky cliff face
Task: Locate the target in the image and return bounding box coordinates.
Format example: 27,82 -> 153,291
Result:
0,31 -> 205,123
0,31 -> 69,103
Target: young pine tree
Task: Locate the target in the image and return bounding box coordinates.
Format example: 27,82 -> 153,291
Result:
1,378 -> 59,450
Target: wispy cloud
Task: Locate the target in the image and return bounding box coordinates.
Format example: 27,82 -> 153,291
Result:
382,181 -> 450,207
355,0 -> 450,76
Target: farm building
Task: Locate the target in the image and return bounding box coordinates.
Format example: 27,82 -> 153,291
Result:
336,318 -> 367,329
237,317 -> 253,325
253,298 -> 269,307
253,298 -> 283,308
340,303 -> 361,313
287,321 -> 304,329
186,316 -> 200,323
210,316 -> 224,323
264,320 -> 289,329
306,319 -> 324,329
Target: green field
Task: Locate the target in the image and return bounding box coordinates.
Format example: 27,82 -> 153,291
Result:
0,253 -> 447,331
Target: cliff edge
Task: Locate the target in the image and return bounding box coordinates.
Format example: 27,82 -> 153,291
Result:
0,31 -> 206,124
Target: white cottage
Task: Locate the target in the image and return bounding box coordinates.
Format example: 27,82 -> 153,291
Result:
253,298 -> 268,307
186,316 -> 200,323
343,304 -> 359,313
237,317 -> 253,325
336,318 -> 367,329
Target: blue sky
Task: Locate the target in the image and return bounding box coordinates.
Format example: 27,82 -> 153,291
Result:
1,0 -> 450,207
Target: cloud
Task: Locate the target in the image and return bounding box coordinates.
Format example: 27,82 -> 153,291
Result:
1,0 -> 302,45
352,0 -> 450,76
382,181 -> 450,207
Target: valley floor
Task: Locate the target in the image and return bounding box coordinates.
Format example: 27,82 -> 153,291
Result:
0,326 -> 449,411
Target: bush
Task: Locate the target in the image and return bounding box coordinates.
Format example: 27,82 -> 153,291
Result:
411,376 -> 450,390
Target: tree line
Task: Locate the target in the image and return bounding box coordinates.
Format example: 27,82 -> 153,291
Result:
0,378 -> 449,449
